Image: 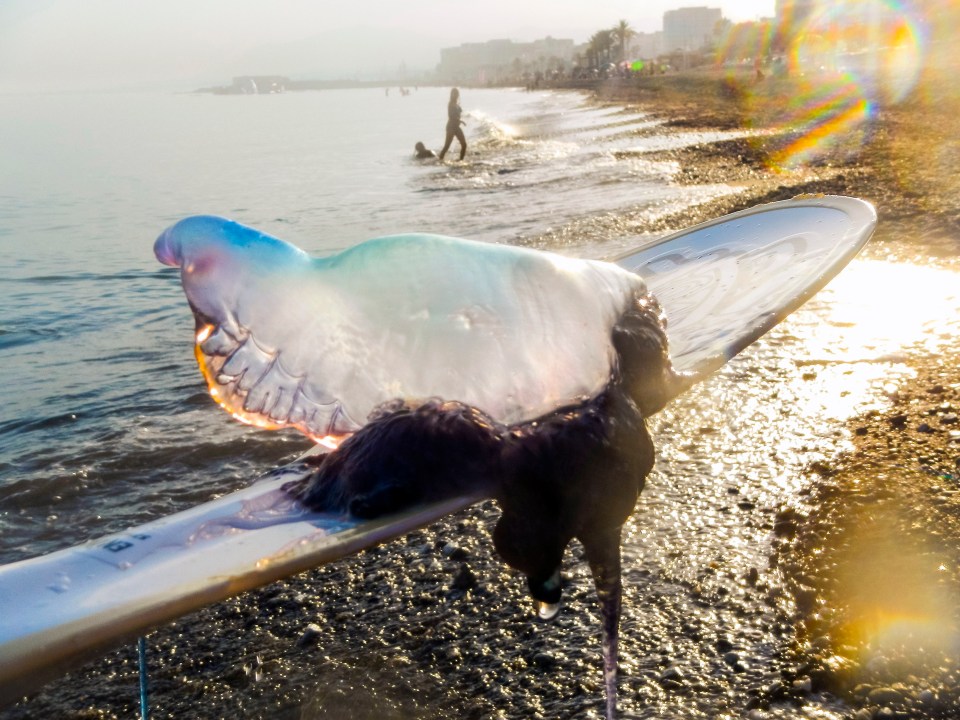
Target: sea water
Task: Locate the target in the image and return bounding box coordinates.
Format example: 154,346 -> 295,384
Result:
0,86 -> 738,563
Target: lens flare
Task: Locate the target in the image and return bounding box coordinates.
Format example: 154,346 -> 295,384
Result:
717,0 -> 927,171
829,495 -> 960,666
768,81 -> 874,170
792,1 -> 924,99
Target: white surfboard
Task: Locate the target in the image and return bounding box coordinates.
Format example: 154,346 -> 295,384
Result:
0,195 -> 876,706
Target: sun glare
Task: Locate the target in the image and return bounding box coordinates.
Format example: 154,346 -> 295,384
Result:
730,0 -> 928,171
196,324 -> 214,344
773,258 -> 960,422
313,435 -> 342,450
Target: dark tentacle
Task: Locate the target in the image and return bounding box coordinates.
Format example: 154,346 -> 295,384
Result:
583,524 -> 623,720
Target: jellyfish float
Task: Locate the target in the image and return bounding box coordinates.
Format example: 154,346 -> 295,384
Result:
155,215 -> 685,719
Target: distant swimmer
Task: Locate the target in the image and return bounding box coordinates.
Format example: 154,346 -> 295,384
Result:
414,141 -> 437,160
438,87 -> 467,161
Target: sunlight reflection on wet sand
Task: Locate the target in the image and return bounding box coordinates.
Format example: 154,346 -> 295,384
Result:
614,258 -> 959,718
648,256 -> 960,557
780,258 -> 960,420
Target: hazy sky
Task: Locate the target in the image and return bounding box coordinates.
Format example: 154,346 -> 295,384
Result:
0,0 -> 775,92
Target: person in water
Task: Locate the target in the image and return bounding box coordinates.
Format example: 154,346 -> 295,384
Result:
438,87 -> 467,161
414,141 -> 437,159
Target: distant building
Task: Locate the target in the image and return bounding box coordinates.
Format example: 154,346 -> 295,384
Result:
774,0 -> 817,48
663,6 -> 723,52
630,31 -> 665,59
775,0 -> 817,29
438,37 -> 576,83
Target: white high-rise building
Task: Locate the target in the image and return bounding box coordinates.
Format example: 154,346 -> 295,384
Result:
663,6 -> 723,52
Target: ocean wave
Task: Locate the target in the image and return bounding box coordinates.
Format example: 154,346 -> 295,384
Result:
0,325 -> 62,350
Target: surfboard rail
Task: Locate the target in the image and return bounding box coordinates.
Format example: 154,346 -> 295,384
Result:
0,464 -> 477,706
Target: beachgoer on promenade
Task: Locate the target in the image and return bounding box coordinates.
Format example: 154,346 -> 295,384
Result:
439,88 -> 467,161
414,141 -> 437,159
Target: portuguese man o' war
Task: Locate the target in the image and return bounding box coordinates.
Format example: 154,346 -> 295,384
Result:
155,215 -> 685,719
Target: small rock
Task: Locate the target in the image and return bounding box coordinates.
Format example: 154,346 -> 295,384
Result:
681,622 -> 702,640
774,507 -> 803,538
890,414 -> 908,429
659,665 -> 684,682
795,585 -> 819,613
792,676 -> 813,693
224,665 -> 250,687
918,422 -> 934,433
867,686 -> 903,705
533,651 -> 557,670
296,623 -> 323,649
451,564 -> 477,591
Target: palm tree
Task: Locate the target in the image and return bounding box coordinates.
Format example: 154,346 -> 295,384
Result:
586,33 -> 600,69
612,19 -> 635,63
589,29 -> 615,68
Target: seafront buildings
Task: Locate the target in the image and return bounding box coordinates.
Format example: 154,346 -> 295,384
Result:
437,37 -> 576,84
436,6 -> 731,83
662,6 -> 724,53
433,1 -> 914,84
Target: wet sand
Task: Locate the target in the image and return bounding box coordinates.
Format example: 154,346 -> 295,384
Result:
5,68 -> 960,719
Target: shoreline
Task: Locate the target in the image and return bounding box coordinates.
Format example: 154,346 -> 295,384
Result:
601,69 -> 960,264
5,71 -> 960,719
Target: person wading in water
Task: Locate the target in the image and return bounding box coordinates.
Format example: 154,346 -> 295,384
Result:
439,87 -> 467,161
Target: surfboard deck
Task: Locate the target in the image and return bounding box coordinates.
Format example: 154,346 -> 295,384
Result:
0,195 -> 876,706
